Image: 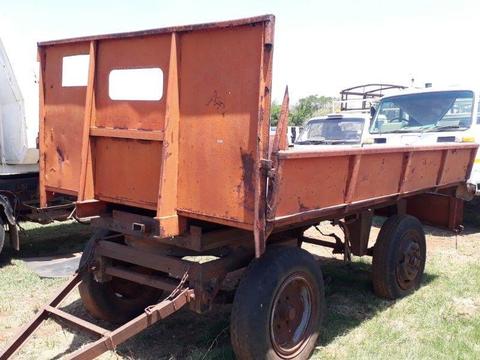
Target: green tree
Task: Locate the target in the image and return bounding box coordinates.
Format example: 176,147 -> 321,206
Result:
270,101 -> 281,126
270,95 -> 338,127
289,95 -> 337,126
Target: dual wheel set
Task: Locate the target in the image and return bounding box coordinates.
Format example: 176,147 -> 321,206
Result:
79,215 -> 427,360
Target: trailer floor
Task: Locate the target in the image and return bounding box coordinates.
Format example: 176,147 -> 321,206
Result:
0,220 -> 479,360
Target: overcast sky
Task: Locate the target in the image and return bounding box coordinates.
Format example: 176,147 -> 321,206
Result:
0,0 -> 478,145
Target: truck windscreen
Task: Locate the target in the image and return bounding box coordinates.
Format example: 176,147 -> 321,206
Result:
370,90 -> 474,134
296,118 -> 365,145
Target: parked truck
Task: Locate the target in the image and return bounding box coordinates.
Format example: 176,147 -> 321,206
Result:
294,84 -> 407,148
0,38 -> 39,254
367,86 -> 480,195
0,39 -> 75,256
1,15 -> 477,360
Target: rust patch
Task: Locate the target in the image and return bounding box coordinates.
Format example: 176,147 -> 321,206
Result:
206,90 -> 226,115
241,150 -> 255,194
240,150 -> 255,213
297,197 -> 310,212
56,146 -> 65,162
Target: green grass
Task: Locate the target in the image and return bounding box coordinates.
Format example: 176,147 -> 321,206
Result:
314,254 -> 480,360
0,221 -> 479,359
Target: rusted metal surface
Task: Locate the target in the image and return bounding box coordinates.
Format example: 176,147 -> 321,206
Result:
38,15 -> 277,46
267,88 -> 289,233
75,200 -> 106,218
345,211 -> 373,256
271,87 -> 289,154
407,192 -> 464,231
38,15 -> 274,242
270,273 -> 317,357
172,226 -> 252,252
67,288 -> 194,360
23,202 -> 75,224
103,265 -> 179,292
38,13 -> 477,254
95,240 -> 191,279
269,144 -> 477,227
37,47 -> 47,206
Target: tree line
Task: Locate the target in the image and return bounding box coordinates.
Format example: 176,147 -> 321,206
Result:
270,95 -> 338,126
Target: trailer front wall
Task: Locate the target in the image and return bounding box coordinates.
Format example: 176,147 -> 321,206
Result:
38,16 -> 273,233
176,25 -> 264,225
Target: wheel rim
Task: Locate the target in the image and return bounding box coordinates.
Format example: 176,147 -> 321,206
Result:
396,230 -> 422,290
270,272 -> 316,358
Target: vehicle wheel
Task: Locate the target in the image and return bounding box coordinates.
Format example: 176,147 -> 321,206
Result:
78,232 -> 163,323
0,219 -> 5,255
372,215 -> 426,300
231,246 -> 325,360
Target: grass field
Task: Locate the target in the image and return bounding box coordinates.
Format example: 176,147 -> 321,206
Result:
0,220 -> 479,359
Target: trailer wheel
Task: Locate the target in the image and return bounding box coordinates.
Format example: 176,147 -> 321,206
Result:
372,215 -> 426,300
230,247 -> 325,360
79,234 -> 163,323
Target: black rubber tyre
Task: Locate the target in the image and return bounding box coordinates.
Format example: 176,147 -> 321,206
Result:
230,246 -> 325,360
79,233 -> 163,323
0,218 -> 5,256
372,215 -> 426,300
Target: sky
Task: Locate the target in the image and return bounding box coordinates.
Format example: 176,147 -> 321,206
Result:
0,0 -> 478,145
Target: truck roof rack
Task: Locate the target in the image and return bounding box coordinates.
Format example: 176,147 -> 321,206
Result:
340,83 -> 407,111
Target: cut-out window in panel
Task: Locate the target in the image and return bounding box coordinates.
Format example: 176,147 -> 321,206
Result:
62,55 -> 89,87
109,68 -> 163,101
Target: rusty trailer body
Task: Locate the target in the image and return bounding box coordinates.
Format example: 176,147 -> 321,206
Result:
2,15 -> 478,360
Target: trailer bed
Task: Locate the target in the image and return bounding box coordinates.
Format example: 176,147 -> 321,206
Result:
272,143 -> 475,225
34,13 -> 477,256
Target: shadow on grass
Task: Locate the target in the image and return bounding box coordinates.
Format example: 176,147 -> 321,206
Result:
0,221 -> 91,267
48,257 -> 437,360
464,197 -> 480,229
318,259 -> 437,347
53,297 -> 233,360
373,215 -> 480,238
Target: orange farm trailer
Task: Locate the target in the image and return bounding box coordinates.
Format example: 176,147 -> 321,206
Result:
1,15 -> 477,360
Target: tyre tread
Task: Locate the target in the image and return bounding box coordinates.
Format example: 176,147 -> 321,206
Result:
230,247 -> 325,360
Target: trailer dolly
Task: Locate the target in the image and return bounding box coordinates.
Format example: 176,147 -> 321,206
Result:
0,267 -> 194,360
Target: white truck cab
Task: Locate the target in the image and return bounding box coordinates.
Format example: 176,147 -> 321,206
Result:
292,84 -> 405,149
294,113 -> 370,148
366,87 -> 480,192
